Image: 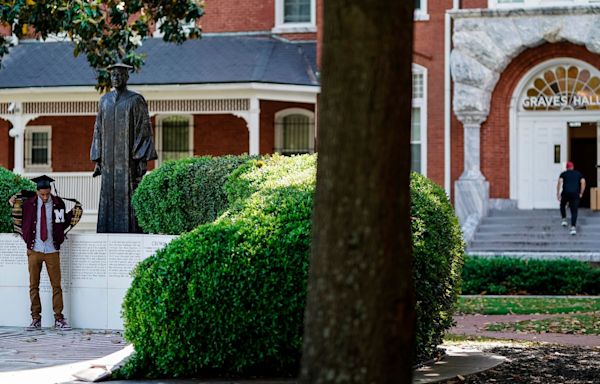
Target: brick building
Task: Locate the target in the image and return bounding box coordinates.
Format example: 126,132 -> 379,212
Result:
0,1 -> 320,227
3,0 -> 600,236
414,0 -> 600,240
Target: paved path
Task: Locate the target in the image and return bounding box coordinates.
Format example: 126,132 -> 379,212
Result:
451,314 -> 600,346
5,316 -> 593,384
0,327 -> 125,372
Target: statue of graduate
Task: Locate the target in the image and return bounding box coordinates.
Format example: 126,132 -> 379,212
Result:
90,63 -> 158,233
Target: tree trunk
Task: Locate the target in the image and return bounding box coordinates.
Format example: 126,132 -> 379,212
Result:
300,1 -> 415,383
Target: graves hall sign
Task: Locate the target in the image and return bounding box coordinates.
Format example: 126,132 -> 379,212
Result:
520,64 -> 600,111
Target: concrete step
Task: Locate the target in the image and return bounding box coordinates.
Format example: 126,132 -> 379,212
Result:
468,242 -> 600,252
487,208 -> 600,217
473,232 -> 599,240
467,208 -> 600,254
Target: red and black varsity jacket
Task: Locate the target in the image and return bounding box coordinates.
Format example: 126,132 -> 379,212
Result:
20,195 -> 73,251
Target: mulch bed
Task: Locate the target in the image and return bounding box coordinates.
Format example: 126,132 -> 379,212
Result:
440,342 -> 600,384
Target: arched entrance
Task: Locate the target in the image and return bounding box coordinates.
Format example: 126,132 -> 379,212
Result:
510,58 -> 600,209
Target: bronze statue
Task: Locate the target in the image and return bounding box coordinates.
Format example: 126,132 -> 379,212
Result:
90,63 -> 157,233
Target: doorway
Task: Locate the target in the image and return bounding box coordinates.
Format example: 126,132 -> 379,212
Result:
568,122 -> 597,208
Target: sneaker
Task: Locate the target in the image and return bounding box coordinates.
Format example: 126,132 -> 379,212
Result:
570,226 -> 577,235
26,318 -> 41,331
54,318 -> 71,331
561,218 -> 568,227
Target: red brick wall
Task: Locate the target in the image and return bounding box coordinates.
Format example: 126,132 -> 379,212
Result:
461,0 -> 488,8
28,116 -> 96,172
0,119 -> 12,170
413,1 -> 453,187
475,42 -> 600,198
202,0 -> 273,32
260,100 -> 315,155
316,0 -> 323,69
194,115 -> 249,156
201,0 -> 317,41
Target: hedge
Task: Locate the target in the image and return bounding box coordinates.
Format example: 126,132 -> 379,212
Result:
410,172 -> 465,361
0,167 -> 36,233
119,157 -> 464,378
132,155 -> 254,234
462,256 -> 600,295
121,155 -> 315,378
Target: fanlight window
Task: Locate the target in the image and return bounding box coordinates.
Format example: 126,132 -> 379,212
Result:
521,65 -> 600,111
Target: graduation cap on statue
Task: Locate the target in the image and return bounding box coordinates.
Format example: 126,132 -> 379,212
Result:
107,62 -> 134,71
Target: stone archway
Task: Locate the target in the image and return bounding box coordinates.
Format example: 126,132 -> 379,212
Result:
450,7 -> 600,240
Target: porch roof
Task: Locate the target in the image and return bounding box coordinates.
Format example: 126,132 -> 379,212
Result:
0,35 -> 318,89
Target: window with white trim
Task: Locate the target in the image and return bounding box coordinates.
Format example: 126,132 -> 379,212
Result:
155,115 -> 194,165
489,0 -> 600,8
273,0 -> 316,34
274,108 -> 315,155
25,126 -> 52,171
415,0 -> 429,21
412,66 -> 427,175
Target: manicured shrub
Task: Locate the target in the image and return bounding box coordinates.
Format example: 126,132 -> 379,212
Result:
462,256 -> 600,295
121,155 -> 315,378
132,155 -> 254,234
0,167 -> 35,233
120,160 -> 464,378
410,173 -> 465,361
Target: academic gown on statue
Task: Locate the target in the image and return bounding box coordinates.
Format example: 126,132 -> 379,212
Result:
90,89 -> 157,233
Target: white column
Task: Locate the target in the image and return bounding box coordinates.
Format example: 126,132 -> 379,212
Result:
248,97 -> 260,155
454,113 -> 489,242
460,121 -> 486,181
7,104 -> 29,174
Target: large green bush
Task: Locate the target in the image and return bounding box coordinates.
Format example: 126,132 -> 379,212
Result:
121,155 -> 315,378
410,172 -> 465,361
120,159 -> 464,378
462,256 -> 600,295
0,167 -> 35,233
132,155 -> 253,234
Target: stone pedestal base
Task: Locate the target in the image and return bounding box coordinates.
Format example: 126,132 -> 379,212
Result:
0,233 -> 176,329
455,179 -> 490,243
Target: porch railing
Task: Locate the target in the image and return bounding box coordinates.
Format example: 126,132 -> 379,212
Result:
22,172 -> 101,214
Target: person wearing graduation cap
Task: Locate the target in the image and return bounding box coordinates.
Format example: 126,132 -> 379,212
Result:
90,62 -> 157,233
8,175 -> 74,330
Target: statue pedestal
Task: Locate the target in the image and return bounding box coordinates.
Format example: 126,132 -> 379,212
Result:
0,233 -> 176,329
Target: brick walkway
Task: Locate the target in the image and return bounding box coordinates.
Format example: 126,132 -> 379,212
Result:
451,314 -> 600,346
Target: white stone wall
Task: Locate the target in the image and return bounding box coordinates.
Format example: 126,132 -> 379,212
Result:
0,233 -> 176,329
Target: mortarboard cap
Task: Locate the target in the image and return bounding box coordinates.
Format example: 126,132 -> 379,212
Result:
107,62 -> 134,71
31,175 -> 55,190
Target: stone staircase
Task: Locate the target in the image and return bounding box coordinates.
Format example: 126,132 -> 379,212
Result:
467,209 -> 600,255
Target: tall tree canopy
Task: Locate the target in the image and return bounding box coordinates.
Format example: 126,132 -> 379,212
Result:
0,0 -> 204,90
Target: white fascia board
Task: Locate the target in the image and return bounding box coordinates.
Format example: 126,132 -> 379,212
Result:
0,83 -> 320,104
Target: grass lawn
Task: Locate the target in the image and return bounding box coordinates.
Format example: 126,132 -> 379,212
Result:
485,313 -> 600,335
457,296 -> 600,315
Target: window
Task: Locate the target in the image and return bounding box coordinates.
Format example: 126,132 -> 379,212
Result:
284,0 -> 311,23
415,0 -> 429,21
25,126 -> 52,171
412,66 -> 427,175
273,0 -> 316,34
520,63 -> 600,111
275,109 -> 315,155
489,0 -> 600,8
155,115 -> 193,165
